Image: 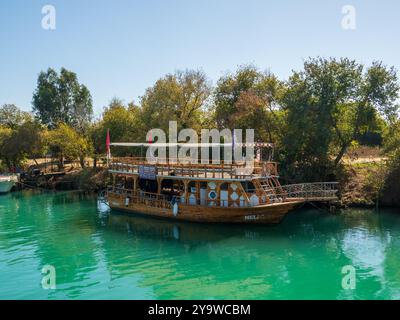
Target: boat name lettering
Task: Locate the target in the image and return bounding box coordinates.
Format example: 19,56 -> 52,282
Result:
245,215 -> 258,221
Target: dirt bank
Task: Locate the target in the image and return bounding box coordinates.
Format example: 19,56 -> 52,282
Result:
339,161 -> 399,208
52,168 -> 110,192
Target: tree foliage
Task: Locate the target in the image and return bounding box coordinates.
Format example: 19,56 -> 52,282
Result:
1,61 -> 399,184
384,120 -> 400,160
91,98 -> 142,156
280,57 -> 399,181
0,104 -> 45,169
32,68 -> 93,132
0,104 -> 31,130
46,123 -> 93,168
214,65 -> 285,142
140,69 -> 211,132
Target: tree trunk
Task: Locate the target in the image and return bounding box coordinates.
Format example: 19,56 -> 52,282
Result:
79,156 -> 85,168
334,143 -> 348,166
59,155 -> 64,171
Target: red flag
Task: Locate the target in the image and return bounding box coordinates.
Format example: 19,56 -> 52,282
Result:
106,129 -> 111,159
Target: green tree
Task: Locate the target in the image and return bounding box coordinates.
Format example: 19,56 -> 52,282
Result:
0,104 -> 31,129
90,98 -> 142,159
140,69 -> 211,132
384,120 -> 400,160
332,61 -> 399,165
0,120 -> 45,169
281,57 -> 399,181
32,68 -> 93,132
12,120 -> 46,165
0,126 -> 13,170
0,104 -> 45,169
214,65 -> 284,142
46,123 -> 93,168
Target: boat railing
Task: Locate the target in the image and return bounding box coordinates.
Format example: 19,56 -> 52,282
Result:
108,186 -> 251,208
275,182 -> 339,201
108,157 -> 278,179
107,181 -> 338,210
107,187 -> 181,209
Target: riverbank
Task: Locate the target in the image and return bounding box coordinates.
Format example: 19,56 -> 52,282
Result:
52,167 -> 110,192
339,160 -> 400,208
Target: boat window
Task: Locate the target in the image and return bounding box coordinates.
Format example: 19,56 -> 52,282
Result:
138,178 -> 158,194
161,179 -> 174,191
160,179 -> 183,198
241,181 -> 256,194
124,177 -> 134,189
188,181 -> 196,193
173,180 -> 184,193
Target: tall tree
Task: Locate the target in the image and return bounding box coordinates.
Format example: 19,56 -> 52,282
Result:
0,120 -> 46,169
332,61 -> 399,166
214,65 -> 284,142
140,69 -> 211,132
32,68 -> 93,131
46,123 -> 93,168
0,104 -> 31,129
281,57 -> 399,180
91,98 -> 142,158
0,104 -> 45,169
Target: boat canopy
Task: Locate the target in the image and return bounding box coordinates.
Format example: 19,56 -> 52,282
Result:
110,142 -> 274,148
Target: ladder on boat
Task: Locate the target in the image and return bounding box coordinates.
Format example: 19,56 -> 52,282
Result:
255,179 -> 280,202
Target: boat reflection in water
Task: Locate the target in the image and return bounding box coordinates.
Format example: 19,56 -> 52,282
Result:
106,211 -> 265,244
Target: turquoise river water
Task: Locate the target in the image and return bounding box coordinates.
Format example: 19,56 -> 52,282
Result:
1,190 -> 400,300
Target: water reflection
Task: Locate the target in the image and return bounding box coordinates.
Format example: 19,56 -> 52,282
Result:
95,204 -> 400,299
1,191 -> 400,299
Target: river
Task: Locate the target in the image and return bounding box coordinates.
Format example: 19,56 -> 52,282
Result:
1,191 -> 399,299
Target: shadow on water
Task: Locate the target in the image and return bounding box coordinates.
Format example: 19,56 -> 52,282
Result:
100,204 -> 399,246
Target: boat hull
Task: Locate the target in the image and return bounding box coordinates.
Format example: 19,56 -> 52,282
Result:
107,194 -> 303,224
0,180 -> 16,194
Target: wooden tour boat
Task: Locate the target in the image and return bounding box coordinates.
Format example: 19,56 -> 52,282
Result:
105,143 -> 338,224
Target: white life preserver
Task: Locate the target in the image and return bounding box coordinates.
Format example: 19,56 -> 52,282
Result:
172,202 -> 179,216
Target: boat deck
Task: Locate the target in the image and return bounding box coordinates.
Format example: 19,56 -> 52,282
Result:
106,180 -> 339,210
109,157 -> 278,180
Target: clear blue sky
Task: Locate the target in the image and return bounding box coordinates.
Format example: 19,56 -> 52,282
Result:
1,0 -> 399,116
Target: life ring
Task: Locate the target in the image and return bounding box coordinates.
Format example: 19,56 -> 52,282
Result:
172,202 -> 179,216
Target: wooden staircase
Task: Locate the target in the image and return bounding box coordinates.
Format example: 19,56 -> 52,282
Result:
254,179 -> 280,202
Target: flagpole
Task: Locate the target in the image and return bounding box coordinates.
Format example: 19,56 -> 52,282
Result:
106,129 -> 111,167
